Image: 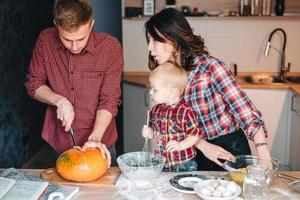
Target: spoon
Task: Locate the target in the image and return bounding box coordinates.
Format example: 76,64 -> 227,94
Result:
142,110 -> 150,152
289,180 -> 300,193
221,162 -> 239,172
279,173 -> 300,193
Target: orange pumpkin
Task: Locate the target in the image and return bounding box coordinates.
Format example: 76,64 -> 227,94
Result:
56,146 -> 108,182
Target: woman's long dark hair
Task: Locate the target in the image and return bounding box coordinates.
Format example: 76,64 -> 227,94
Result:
145,8 -> 207,71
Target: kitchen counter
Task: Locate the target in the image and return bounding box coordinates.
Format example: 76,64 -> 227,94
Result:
15,168 -> 300,200
123,72 -> 300,95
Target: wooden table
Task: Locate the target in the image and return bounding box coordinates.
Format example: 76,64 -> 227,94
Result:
17,169 -> 300,200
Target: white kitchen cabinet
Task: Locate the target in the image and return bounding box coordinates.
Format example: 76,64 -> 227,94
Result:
123,82 -> 150,153
289,94 -> 300,170
243,89 -> 292,166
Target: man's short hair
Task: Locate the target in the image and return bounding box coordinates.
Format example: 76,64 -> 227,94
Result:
53,0 -> 93,31
149,62 -> 188,94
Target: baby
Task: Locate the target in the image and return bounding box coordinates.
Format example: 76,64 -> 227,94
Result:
142,62 -> 204,172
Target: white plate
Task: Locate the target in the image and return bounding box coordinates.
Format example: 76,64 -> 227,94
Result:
205,10 -> 223,16
194,180 -> 241,200
169,174 -> 207,194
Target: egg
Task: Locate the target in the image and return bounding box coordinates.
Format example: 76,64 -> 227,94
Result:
216,185 -> 226,193
226,181 -> 238,193
212,190 -> 222,197
206,185 -> 215,192
220,181 -> 227,186
200,188 -> 212,196
222,190 -> 233,197
209,180 -> 221,188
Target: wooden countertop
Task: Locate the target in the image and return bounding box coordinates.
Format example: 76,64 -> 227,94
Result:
14,168 -> 300,200
123,72 -> 300,95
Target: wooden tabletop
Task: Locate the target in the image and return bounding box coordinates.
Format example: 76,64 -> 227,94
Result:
16,169 -> 300,200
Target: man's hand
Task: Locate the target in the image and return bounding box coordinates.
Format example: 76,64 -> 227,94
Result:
82,140 -> 111,168
56,97 -> 75,131
166,140 -> 182,152
196,139 -> 235,166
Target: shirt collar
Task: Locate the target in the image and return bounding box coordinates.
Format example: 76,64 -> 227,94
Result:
160,98 -> 185,109
189,53 -> 210,81
83,31 -> 95,55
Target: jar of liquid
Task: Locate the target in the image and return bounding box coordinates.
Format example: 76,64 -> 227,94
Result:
251,0 -> 261,16
243,164 -> 270,200
262,0 -> 271,15
275,0 -> 285,16
240,0 -> 251,16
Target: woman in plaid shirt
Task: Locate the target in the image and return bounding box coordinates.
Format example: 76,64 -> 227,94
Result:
144,8 -> 271,171
142,62 -> 204,171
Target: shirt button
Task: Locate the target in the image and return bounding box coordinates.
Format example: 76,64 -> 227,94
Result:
71,87 -> 74,90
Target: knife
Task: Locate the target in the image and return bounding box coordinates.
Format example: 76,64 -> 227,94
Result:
68,127 -> 77,147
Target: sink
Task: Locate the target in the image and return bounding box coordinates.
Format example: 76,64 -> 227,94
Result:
283,76 -> 300,84
237,75 -> 285,84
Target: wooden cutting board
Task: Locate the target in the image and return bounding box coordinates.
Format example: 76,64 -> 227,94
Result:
40,166 -> 121,186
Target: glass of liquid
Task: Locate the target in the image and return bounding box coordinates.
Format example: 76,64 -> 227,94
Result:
243,164 -> 270,200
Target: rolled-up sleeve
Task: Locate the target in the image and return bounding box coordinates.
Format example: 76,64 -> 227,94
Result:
97,37 -> 123,116
25,34 -> 47,98
184,110 -> 206,139
211,61 -> 267,140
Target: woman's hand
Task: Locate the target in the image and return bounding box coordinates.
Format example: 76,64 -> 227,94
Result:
253,127 -> 273,170
256,144 -> 273,170
196,139 -> 235,166
56,97 -> 75,132
82,140 -> 111,168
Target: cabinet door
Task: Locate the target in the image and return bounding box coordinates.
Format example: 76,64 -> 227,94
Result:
123,83 -> 150,152
289,95 -> 300,170
244,89 -> 291,166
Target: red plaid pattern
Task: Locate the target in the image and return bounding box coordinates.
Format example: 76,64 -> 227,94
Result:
150,100 -> 204,167
183,54 -> 267,140
25,27 -> 123,153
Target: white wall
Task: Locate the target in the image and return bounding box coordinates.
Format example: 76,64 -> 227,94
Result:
123,18 -> 300,72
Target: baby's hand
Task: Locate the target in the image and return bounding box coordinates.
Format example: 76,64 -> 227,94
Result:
166,140 -> 182,152
141,125 -> 153,139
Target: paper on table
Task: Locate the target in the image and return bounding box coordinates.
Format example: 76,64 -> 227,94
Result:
0,168 -> 60,200
48,185 -> 79,200
0,177 -> 15,199
0,178 -> 49,200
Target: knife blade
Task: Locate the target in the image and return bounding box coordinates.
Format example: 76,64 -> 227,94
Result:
68,127 -> 77,147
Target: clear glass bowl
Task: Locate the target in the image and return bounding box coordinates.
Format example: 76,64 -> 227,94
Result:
117,151 -> 166,189
224,155 -> 279,186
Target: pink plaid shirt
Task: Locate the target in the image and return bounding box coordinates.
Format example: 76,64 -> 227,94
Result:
150,100 -> 204,167
25,27 -> 123,153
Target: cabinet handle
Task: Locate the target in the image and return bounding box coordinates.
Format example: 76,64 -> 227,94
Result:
291,95 -> 296,111
144,90 -> 149,107
292,94 -> 297,112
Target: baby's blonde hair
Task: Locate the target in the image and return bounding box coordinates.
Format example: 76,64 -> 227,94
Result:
149,62 -> 188,94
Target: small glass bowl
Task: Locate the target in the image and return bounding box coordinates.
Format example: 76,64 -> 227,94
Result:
224,155 -> 279,186
117,151 -> 166,189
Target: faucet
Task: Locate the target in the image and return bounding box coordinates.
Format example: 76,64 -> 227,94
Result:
264,28 -> 291,79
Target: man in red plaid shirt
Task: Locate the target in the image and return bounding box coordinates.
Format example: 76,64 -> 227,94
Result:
25,0 -> 123,166
142,62 -> 204,172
